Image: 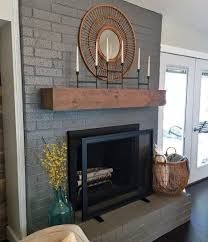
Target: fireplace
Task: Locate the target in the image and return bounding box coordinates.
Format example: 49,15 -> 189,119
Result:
67,124 -> 153,221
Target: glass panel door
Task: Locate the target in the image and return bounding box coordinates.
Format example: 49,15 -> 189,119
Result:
163,67 -> 187,154
197,73 -> 208,167
191,60 -> 208,182
160,54 -> 208,183
159,53 -> 195,166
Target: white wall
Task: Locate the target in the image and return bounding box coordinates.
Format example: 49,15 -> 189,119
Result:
125,0 -> 208,54
0,0 -> 13,21
162,17 -> 208,53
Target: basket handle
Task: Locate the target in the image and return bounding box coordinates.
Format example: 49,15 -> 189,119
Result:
165,147 -> 177,156
155,154 -> 167,163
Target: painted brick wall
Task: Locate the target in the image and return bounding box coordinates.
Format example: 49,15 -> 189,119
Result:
19,0 -> 162,233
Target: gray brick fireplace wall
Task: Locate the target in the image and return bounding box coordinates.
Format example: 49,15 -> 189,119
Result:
19,0 -> 162,233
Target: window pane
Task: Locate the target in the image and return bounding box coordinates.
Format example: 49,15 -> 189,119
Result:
163,68 -> 187,155
197,73 -> 208,167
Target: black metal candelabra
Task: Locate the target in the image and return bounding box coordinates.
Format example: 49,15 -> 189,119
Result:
123,67 -> 150,89
76,71 -> 79,88
147,76 -> 150,89
76,62 -> 150,89
137,69 -> 140,88
121,63 -> 124,88
95,65 -> 98,88
106,61 -> 109,89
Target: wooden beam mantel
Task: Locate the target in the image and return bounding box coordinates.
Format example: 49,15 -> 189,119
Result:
40,87 -> 166,111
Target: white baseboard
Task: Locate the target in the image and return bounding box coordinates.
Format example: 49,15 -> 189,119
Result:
7,226 -> 20,242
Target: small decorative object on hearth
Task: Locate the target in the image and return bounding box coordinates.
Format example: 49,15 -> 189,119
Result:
48,187 -> 74,227
41,140 -> 74,226
153,146 -> 190,195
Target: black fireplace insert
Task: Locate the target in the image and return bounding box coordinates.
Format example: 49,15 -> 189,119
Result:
67,124 -> 153,221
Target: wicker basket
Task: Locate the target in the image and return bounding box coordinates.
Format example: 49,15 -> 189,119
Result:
153,154 -> 189,195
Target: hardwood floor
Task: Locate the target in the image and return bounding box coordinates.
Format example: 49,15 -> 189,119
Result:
155,179 -> 208,242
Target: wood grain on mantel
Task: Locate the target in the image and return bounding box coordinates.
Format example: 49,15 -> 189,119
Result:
40,87 -> 166,111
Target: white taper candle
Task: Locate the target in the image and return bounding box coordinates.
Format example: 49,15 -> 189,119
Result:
95,41 -> 98,66
138,48 -> 141,70
147,56 -> 151,77
106,38 -> 109,62
121,40 -> 124,64
76,46 -> 79,72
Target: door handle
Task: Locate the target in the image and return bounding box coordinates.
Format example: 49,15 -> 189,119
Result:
194,121 -> 208,133
193,127 -> 199,133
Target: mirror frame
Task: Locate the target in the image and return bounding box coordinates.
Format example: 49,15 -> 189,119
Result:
79,4 -> 136,81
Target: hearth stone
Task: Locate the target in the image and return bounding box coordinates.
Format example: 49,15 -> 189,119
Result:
79,192 -> 191,242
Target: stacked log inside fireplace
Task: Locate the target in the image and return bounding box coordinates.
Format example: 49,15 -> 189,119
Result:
77,167 -> 113,187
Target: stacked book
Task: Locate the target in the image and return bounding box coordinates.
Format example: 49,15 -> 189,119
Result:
77,167 -> 113,187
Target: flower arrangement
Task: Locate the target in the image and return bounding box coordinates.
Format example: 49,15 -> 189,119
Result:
41,140 -> 67,191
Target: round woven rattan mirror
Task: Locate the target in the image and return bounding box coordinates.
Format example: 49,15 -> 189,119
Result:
79,5 -> 136,81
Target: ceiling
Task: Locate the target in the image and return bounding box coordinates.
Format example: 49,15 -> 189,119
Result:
125,0 -> 208,34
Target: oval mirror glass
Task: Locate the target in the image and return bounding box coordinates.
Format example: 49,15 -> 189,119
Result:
99,29 -> 120,60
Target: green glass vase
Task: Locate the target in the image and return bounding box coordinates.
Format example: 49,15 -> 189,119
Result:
48,187 -> 74,226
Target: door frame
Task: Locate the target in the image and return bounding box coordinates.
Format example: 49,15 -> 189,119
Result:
0,0 -> 26,240
160,45 -> 208,184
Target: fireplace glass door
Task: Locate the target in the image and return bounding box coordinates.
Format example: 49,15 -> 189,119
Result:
68,125 -> 153,221
79,130 -> 153,220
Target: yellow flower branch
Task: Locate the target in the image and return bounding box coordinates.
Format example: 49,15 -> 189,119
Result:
41,141 -> 68,191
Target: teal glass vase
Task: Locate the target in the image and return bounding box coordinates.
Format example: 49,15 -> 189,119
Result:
48,187 -> 74,226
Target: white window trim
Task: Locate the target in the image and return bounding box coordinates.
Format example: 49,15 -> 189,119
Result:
161,44 -> 208,60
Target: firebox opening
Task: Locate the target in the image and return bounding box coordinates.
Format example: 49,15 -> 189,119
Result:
68,125 -> 153,221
